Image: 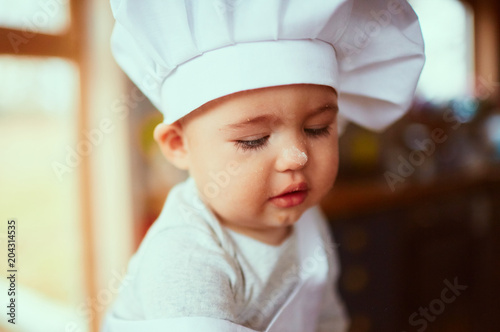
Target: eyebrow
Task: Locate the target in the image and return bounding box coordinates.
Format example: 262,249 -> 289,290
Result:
313,104 -> 339,115
223,104 -> 338,131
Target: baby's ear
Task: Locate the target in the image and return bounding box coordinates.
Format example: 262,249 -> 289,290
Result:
153,121 -> 190,170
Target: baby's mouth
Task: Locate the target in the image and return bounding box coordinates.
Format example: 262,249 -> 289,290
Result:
269,182 -> 309,208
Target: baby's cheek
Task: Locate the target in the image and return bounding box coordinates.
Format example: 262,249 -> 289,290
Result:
310,150 -> 338,190
223,165 -> 269,211
214,185 -> 261,226
228,172 -> 264,202
233,156 -> 268,180
320,157 -> 338,187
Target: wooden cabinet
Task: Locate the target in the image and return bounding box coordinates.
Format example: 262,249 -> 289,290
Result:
322,175 -> 500,332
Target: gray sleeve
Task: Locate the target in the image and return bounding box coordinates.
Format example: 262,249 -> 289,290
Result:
135,224 -> 243,322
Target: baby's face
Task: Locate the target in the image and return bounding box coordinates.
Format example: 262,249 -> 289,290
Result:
182,84 -> 339,244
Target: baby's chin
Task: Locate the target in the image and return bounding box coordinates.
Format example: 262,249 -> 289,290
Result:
267,205 -> 309,227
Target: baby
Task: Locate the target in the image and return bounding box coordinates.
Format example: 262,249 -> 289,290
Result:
102,0 -> 424,331
155,84 -> 339,246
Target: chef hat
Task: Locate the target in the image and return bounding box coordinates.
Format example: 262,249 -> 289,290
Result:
110,0 -> 425,131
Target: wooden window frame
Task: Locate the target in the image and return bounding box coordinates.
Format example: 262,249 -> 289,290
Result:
0,3 -> 98,331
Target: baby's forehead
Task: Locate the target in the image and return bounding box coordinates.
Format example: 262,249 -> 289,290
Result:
180,85 -> 338,130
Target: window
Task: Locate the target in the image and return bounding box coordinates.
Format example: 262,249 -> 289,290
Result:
0,0 -> 71,34
409,0 -> 475,102
0,2 -> 93,331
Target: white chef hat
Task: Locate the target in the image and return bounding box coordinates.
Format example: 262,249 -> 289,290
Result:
110,0 -> 425,131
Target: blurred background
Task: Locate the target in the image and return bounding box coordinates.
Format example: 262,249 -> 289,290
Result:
0,0 -> 498,331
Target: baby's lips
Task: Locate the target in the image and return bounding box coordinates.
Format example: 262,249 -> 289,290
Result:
271,182 -> 308,199
269,188 -> 308,208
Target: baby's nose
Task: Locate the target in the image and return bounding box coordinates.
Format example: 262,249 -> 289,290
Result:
283,146 -> 308,166
275,146 -> 308,172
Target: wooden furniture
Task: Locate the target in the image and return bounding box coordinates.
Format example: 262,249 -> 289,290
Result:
322,171 -> 500,332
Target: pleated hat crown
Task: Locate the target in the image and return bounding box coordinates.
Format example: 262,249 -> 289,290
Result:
110,0 -> 425,131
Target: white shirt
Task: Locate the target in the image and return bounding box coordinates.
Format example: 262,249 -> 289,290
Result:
103,177 -> 348,331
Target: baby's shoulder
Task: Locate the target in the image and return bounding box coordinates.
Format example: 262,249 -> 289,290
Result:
129,197 -> 244,320
135,180 -> 239,272
139,211 -> 227,266
113,179 -> 243,321
156,177 -> 225,237
144,190 -> 225,251
114,228 -> 238,322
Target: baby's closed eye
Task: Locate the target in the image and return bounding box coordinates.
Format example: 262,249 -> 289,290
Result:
234,126 -> 333,152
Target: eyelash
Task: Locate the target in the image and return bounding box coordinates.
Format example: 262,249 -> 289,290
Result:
235,136 -> 269,152
235,126 -> 331,151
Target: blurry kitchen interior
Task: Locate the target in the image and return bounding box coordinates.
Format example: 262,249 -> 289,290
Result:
0,0 -> 498,331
